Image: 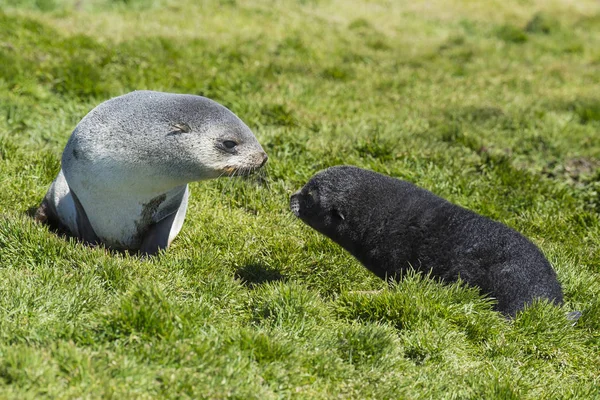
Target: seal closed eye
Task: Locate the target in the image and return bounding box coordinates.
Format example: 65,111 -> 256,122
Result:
35,90 -> 268,255
290,165 -> 564,317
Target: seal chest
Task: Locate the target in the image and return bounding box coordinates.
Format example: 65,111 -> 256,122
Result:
37,90 -> 268,255
290,166 -> 564,317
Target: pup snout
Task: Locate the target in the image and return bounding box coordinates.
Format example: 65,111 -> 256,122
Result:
290,192 -> 301,217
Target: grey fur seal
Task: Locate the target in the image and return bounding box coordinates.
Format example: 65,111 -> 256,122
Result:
290,166 -> 564,317
35,90 -> 268,255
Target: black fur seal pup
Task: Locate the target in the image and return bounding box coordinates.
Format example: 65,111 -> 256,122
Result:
290,166 -> 564,317
35,90 -> 268,256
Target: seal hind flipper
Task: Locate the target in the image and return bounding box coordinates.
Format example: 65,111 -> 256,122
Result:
34,192 -> 72,236
70,189 -> 100,245
34,196 -> 55,225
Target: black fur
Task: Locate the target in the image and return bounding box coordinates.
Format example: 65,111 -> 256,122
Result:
290,166 -> 563,317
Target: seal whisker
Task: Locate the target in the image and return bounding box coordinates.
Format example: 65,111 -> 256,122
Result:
256,168 -> 271,206
224,167 -> 241,210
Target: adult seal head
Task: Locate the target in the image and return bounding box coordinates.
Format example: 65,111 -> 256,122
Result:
290,165 -> 564,317
35,90 -> 268,255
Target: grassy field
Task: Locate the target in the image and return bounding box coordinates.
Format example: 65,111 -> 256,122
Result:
1,0 -> 600,398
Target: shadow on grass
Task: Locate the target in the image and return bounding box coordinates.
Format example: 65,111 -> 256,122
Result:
235,263 -> 286,288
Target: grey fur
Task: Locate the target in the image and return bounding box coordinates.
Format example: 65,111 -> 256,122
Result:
290,166 -> 564,317
37,91 -> 268,255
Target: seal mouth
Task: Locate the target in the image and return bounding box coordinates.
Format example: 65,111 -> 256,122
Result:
222,165 -> 262,177
222,153 -> 268,177
222,152 -> 268,177
290,193 -> 301,217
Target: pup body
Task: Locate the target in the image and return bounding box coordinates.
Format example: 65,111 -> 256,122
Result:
290,166 -> 563,316
36,90 -> 267,255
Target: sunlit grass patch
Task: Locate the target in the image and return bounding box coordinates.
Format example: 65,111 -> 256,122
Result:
0,0 -> 599,398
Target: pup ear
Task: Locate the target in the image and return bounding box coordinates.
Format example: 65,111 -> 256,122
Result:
333,208 -> 345,220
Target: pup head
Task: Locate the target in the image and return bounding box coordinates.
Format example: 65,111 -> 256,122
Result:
290,166 -> 380,242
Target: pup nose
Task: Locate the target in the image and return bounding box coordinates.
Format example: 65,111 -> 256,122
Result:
259,152 -> 268,168
290,192 -> 301,217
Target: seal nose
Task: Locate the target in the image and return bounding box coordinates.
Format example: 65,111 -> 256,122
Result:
259,152 -> 268,168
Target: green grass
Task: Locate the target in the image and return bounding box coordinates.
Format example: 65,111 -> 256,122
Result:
1,0 -> 600,398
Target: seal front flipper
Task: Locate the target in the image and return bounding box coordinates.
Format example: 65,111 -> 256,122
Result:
70,189 -> 100,245
139,211 -> 179,256
139,185 -> 189,256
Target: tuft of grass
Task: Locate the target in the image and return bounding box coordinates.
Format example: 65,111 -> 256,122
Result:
348,18 -> 372,30
525,12 -> 561,35
101,283 -> 187,340
336,323 -> 396,365
571,98 -> 600,124
495,24 -> 528,43
321,65 -> 354,80
260,104 -> 298,127
248,282 -> 327,332
353,132 -> 397,161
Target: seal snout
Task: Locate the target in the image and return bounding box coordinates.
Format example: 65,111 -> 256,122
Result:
290,192 -> 301,217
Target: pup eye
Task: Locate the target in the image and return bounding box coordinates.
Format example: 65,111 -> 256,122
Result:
223,140 -> 238,149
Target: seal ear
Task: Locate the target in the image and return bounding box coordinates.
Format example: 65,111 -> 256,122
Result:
168,123 -> 191,135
